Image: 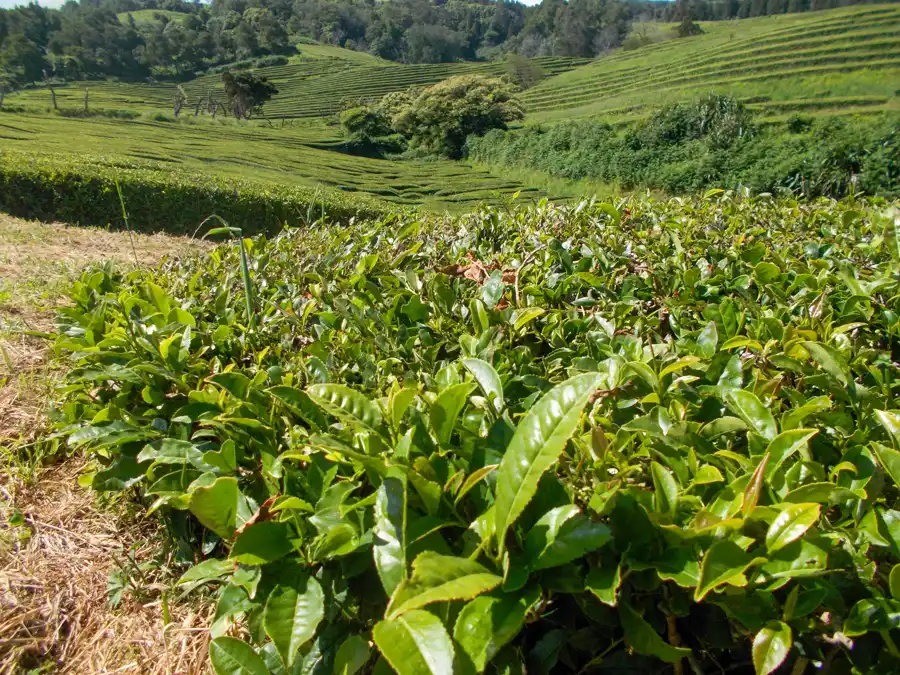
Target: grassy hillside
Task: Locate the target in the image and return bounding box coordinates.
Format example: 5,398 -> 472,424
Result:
117,9 -> 191,27
0,114 -> 556,209
522,4 -> 900,123
5,55 -> 589,119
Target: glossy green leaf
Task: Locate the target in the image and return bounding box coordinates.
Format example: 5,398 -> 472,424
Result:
209,372 -> 251,399
390,387 -> 418,430
766,503 -> 820,554
307,383 -> 383,431
334,635 -> 369,675
269,385 -> 328,429
264,573 -> 324,668
695,541 -> 765,602
454,587 -> 540,673
890,564 -> 900,601
230,521 -> 296,566
463,358 -> 504,413
697,320 -> 718,358
651,461 -> 679,514
752,621 -> 792,675
803,341 -> 850,386
189,477 -> 239,540
523,505 -> 611,571
373,609 -> 455,675
724,389 -> 777,441
455,464 -> 498,505
764,429 -> 817,477
876,410 -> 900,448
209,637 -> 270,675
619,600 -> 691,663
585,560 -> 622,607
429,382 -> 476,446
374,470 -> 407,596
872,442 -> 900,488
494,373 -> 603,553
387,552 -> 502,619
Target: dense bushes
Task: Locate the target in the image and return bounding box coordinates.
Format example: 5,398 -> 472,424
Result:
0,150 -> 393,234
466,97 -> 900,199
51,194 -> 900,674
341,75 -> 523,159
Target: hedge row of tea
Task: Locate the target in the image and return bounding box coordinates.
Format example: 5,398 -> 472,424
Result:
0,151 -> 394,234
53,194 -> 900,674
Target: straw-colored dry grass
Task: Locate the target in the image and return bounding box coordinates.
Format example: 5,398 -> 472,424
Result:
0,214 -> 212,673
0,461 -> 212,674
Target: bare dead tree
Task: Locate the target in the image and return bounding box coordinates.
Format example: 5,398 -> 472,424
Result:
43,70 -> 58,111
174,85 -> 187,118
84,87 -> 89,113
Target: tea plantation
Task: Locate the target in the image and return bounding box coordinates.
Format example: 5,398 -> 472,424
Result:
49,193 -> 900,674
523,4 -> 900,124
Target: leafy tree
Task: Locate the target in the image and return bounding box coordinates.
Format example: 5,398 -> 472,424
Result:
504,52 -> 544,90
676,16 -> 704,38
221,70 -> 278,119
392,75 -> 524,159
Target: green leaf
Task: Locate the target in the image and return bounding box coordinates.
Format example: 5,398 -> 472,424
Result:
429,382 -> 476,446
752,621 -> 792,675
512,307 -> 545,331
659,356 -> 701,379
138,438 -> 213,471
619,599 -> 691,663
374,470 -> 407,596
585,560 -> 622,607
765,503 -> 820,554
455,464 -> 498,505
694,465 -> 724,484
889,565 -> 900,603
390,387 -> 418,430
373,609 -> 455,675
877,410 -> 900,448
764,429 -> 817,477
482,271 -> 505,309
307,383 -> 383,431
230,522 -> 296,566
334,635 -> 369,675
177,558 -> 233,586
523,505 -> 611,571
651,461 -> 679,514
463,358 -> 504,413
872,442 -> 900,488
209,372 -> 251,400
697,320 -> 718,358
264,573 -> 325,668
494,373 -> 603,553
453,587 -> 540,673
387,552 -> 502,619
695,540 -> 764,602
724,389 -> 777,441
190,477 -> 239,540
803,341 -> 851,386
753,262 -> 781,285
269,386 -> 328,429
209,636 -> 270,675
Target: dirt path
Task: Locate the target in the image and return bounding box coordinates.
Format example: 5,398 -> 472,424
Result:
0,214 -> 211,673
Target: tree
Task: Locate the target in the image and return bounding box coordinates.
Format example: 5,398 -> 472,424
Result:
505,52 -> 544,90
676,17 -> 704,38
392,74 -> 524,159
222,70 -> 278,119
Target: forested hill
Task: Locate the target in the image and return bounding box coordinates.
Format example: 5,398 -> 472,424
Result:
1,0 -> 895,86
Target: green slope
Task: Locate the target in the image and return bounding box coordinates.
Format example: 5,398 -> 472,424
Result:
522,4 -> 900,123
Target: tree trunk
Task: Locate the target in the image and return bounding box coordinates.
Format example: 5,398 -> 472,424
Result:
49,85 -> 58,111
84,88 -> 89,113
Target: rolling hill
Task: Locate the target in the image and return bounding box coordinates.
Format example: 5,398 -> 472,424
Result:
521,3 -> 900,124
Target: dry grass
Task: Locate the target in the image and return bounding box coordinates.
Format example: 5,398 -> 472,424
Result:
0,461 -> 212,674
0,214 -> 213,673
0,214 -> 207,448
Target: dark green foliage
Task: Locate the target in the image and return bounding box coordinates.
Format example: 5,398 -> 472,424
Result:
338,105 -> 404,156
50,193 -> 900,674
221,70 -> 278,119
0,150 -> 393,235
392,75 -> 524,159
466,99 -> 900,199
676,17 -> 704,37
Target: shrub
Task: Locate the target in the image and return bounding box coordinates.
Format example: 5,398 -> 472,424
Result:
392,75 -> 524,159
51,195 -> 900,675
0,150 -> 394,235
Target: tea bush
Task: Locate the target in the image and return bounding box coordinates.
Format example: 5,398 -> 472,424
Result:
0,150 -> 394,234
51,193 -> 900,674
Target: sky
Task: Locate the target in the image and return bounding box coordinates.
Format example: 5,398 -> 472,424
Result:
0,0 -> 67,7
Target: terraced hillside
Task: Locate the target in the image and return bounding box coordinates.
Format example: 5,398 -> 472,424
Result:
0,113 -> 550,209
5,52 -> 588,119
522,4 -> 900,123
